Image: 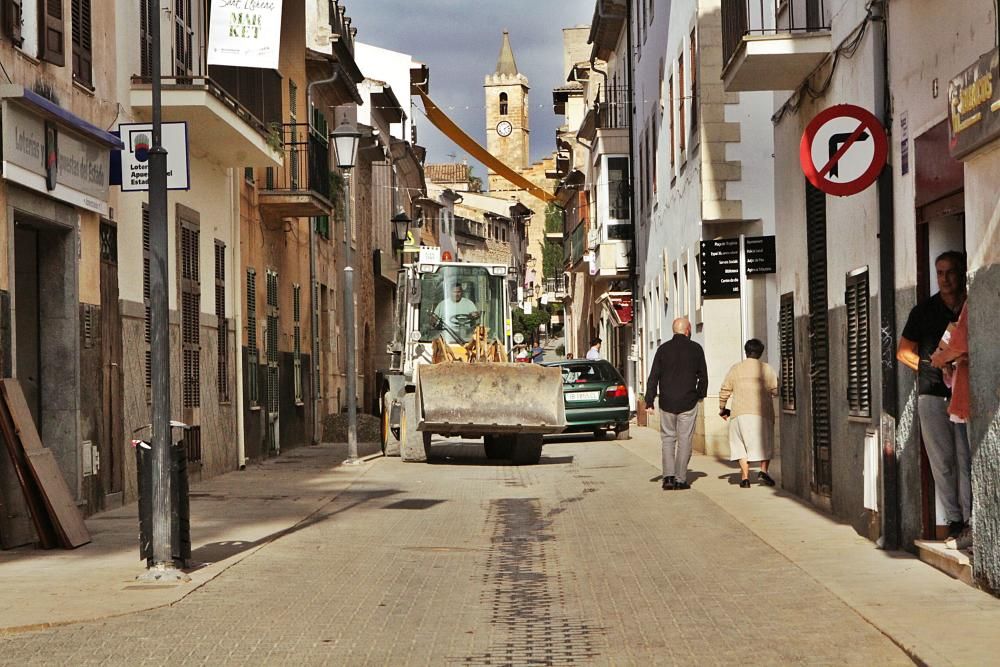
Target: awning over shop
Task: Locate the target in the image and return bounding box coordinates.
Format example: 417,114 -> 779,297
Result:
598,291 -> 633,327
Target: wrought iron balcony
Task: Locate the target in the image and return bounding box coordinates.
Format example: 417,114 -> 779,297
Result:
721,0 -> 832,92
595,85 -> 629,131
259,124 -> 333,219
544,276 -> 568,297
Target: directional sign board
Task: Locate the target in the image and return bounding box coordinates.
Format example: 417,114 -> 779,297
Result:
700,239 -> 740,299
800,105 -> 888,197
744,235 -> 776,275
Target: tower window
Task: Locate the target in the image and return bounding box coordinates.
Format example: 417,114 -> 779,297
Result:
499,92 -> 508,116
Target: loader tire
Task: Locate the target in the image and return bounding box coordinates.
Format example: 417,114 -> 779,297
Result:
400,393 -> 427,463
484,435 -> 514,460
511,434 -> 543,465
381,391 -> 401,457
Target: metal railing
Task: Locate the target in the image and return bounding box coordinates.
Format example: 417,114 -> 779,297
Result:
544,276 -> 568,295
722,0 -> 829,67
595,85 -> 630,130
264,124 -> 332,201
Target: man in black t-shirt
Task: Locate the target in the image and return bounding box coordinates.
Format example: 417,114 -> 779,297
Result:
897,251 -> 970,538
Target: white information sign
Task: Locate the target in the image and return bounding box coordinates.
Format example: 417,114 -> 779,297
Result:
418,246 -> 442,264
207,0 -> 284,70
118,122 -> 190,191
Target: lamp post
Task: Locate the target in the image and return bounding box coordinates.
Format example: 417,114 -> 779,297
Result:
391,208 -> 412,251
331,119 -> 362,464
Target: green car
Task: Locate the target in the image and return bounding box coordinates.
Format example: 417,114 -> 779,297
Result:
542,359 -> 631,439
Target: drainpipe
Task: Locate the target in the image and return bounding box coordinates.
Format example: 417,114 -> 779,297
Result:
625,0 -> 640,404
871,0 -> 900,550
230,168 -> 246,469
307,68 -> 341,445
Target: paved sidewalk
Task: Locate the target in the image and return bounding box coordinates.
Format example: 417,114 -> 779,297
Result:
0,443 -> 378,634
623,426 -> 1000,666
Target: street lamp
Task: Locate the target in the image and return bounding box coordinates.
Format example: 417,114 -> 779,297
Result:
330,119 -> 362,465
391,208 -> 411,251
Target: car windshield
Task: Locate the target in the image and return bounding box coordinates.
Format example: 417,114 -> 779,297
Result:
557,362 -> 617,385
417,265 -> 505,344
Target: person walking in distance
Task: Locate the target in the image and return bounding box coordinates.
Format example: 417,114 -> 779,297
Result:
897,251 -> 969,539
644,318 -> 708,490
719,339 -> 779,488
586,337 -> 602,360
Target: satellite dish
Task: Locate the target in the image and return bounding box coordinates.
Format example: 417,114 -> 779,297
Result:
513,333 -> 525,344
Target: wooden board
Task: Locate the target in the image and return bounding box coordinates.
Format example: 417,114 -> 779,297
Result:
0,379 -> 90,549
0,397 -> 57,548
24,449 -> 91,548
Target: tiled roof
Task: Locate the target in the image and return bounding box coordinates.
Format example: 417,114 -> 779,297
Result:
425,163 -> 470,185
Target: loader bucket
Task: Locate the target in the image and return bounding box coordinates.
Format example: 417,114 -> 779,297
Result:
416,363 -> 566,435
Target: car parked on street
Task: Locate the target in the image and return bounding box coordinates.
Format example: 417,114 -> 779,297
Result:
541,359 -> 630,439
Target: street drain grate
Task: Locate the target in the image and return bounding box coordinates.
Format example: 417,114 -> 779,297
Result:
456,498 -> 602,665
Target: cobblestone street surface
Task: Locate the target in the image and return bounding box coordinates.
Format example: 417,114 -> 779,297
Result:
0,438 -> 911,665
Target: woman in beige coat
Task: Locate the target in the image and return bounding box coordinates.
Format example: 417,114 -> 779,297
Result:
719,339 -> 779,488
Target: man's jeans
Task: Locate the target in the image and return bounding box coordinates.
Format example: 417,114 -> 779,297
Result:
918,394 -> 972,523
659,405 -> 699,482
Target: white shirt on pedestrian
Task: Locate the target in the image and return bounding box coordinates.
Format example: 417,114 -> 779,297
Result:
586,347 -> 601,360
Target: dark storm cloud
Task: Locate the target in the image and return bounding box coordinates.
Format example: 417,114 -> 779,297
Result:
345,0 -> 594,178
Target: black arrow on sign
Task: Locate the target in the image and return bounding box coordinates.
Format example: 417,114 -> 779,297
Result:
828,130 -> 870,178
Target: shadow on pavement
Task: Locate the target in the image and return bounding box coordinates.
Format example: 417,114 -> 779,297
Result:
187,487 -> 402,570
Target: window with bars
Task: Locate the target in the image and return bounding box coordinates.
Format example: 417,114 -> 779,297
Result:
265,270 -> 279,414
142,206 -> 152,399
215,241 -> 229,403
246,268 -> 259,406
779,292 -> 796,412
179,216 -> 200,409
293,283 -> 302,404
71,0 -> 92,87
174,0 -> 194,76
846,269 -> 871,418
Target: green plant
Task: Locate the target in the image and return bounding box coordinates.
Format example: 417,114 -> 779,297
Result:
512,303 -> 551,337
266,122 -> 283,152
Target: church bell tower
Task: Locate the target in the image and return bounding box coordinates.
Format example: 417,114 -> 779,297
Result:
484,30 -> 530,193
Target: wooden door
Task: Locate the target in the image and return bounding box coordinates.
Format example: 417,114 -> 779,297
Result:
99,222 -> 124,498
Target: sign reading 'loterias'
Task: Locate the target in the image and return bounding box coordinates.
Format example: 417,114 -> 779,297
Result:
948,47 -> 1000,160
207,0 -> 284,70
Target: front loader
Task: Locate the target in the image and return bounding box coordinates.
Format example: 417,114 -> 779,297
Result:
379,260 -> 565,464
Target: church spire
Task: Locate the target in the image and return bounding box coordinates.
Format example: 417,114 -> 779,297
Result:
495,30 -> 519,76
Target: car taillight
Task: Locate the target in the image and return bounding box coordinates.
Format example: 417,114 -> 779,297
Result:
605,385 -> 628,398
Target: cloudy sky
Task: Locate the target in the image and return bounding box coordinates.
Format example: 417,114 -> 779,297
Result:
346,1 -> 594,182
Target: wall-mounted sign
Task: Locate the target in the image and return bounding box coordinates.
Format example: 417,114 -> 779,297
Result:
700,239 -> 740,299
744,235 -> 776,275
207,0 -> 284,70
1,101 -> 111,214
418,246 -> 441,264
800,104 -> 888,197
948,47 -> 1000,160
113,122 -> 190,191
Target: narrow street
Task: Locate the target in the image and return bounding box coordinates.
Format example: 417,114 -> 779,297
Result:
0,435 -> 911,665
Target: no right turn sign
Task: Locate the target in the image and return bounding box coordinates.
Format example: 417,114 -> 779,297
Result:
799,105 -> 888,197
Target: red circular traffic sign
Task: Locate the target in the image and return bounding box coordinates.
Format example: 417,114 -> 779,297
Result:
800,104 -> 888,197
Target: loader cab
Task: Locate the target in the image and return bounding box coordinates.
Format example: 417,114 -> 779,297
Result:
409,263 -> 511,351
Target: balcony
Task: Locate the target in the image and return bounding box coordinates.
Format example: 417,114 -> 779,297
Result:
129,76 -> 282,168
721,0 -> 832,93
544,276 -> 568,299
259,124 -> 333,219
595,85 -> 629,131
596,239 -> 631,278
564,223 -> 586,271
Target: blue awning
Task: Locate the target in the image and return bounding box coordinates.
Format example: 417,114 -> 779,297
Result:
0,84 -> 124,149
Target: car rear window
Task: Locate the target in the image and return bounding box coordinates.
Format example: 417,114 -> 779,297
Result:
558,362 -> 617,385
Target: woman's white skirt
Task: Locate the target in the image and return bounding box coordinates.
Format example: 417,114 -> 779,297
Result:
728,414 -> 773,462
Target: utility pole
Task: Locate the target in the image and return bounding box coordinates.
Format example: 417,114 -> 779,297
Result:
141,0 -> 183,581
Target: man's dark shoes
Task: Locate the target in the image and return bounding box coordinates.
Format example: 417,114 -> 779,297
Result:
662,476 -> 676,490
739,479 -> 751,488
673,480 -> 690,490
947,520 -> 965,539
757,471 -> 776,487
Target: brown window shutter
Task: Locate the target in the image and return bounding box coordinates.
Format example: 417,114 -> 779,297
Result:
71,0 -> 92,87
3,0 -> 24,47
40,0 -> 65,66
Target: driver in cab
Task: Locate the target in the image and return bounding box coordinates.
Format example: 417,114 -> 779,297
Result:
432,283 -> 480,342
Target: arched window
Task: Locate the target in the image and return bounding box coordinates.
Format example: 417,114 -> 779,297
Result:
499,92 -> 508,115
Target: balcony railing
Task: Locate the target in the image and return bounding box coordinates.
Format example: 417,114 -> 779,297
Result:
544,276 -> 568,296
722,0 -> 829,67
595,85 -> 629,130
257,124 -> 332,217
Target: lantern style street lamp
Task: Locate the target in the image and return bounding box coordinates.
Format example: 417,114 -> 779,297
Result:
330,120 -> 362,465
391,208 -> 412,251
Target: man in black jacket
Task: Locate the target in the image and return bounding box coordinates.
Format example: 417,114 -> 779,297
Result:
644,317 -> 708,490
